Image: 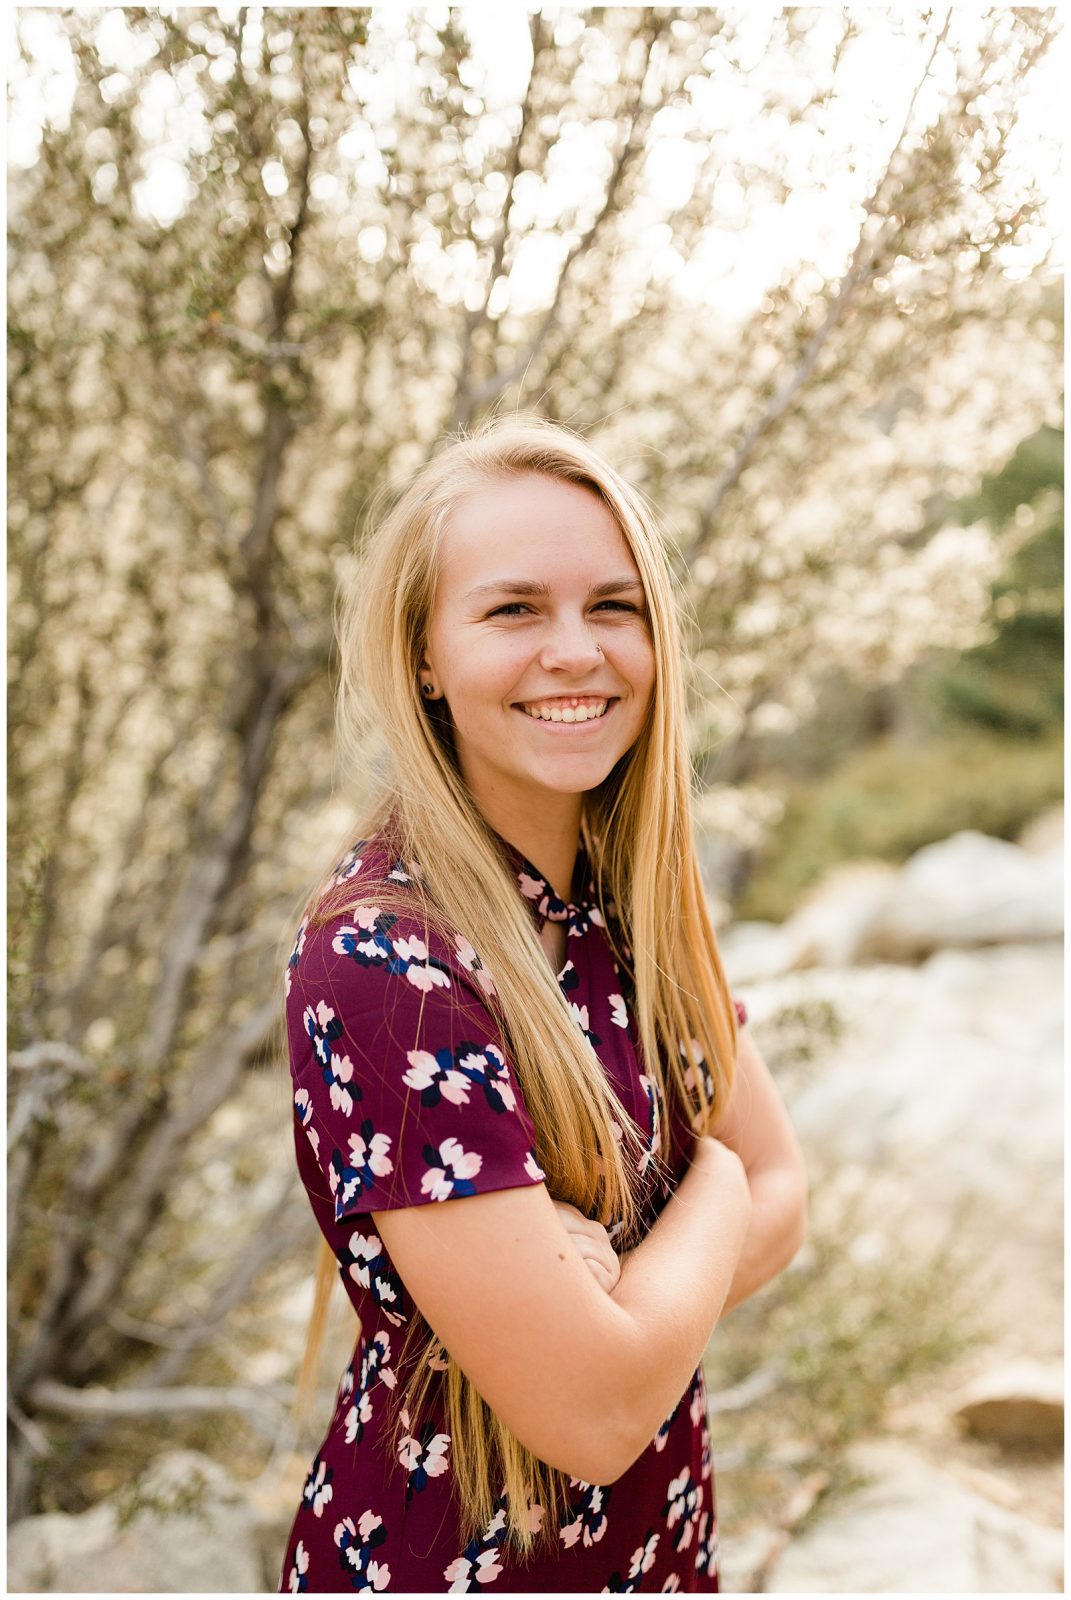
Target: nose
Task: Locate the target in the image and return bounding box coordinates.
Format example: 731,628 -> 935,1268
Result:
538,612 -> 604,675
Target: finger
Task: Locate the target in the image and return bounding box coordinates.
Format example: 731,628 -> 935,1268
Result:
584,1257 -> 615,1294
572,1237 -> 620,1284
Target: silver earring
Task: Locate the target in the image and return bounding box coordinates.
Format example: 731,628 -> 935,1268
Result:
422,683 -> 434,697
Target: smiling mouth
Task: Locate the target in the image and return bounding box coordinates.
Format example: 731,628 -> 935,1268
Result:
513,696 -> 618,724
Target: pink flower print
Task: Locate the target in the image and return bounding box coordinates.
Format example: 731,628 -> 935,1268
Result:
344,1391 -> 372,1445
571,1001 -> 590,1032
294,1089 -> 320,1160
301,1455 -> 333,1518
694,1511 -> 719,1577
454,933 -> 497,997
393,932 -> 452,993
346,1230 -> 382,1290
458,1044 -> 517,1113
333,849 -> 364,885
397,1416 -> 451,1498
559,1480 -> 610,1548
333,907 -> 386,963
339,1233 -> 406,1326
335,1511 -> 390,1591
345,1331 -> 396,1444
288,1539 -> 309,1592
661,1576 -> 681,1593
689,1378 -> 706,1428
444,1551 -> 504,1590
639,1073 -> 663,1158
426,1341 -> 449,1372
608,993 -> 628,1029
328,1053 -> 355,1116
444,1496 -> 509,1590
664,1468 -> 702,1552
517,870 -> 544,903
421,1137 -> 483,1201
305,1000 -> 343,1070
629,1531 -> 659,1578
681,1038 -> 715,1103
349,1126 -> 393,1182
524,1149 -> 546,1182
403,1049 -> 472,1107
286,920 -> 307,998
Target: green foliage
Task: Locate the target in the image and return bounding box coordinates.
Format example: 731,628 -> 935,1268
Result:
740,725 -> 1063,922
706,1157 -> 988,1538
932,425 -> 1063,736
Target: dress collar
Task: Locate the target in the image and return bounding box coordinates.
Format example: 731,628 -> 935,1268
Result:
492,832 -> 598,934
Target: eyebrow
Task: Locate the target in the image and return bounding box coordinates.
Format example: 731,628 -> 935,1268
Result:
465,577 -> 646,601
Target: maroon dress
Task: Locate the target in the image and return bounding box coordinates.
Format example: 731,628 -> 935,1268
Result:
279,826 -> 746,1594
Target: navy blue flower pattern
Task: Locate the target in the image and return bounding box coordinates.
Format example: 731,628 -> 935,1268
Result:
334,1509 -> 390,1590
337,1231 -> 406,1327
443,1493 -> 510,1591
403,1040 -> 517,1115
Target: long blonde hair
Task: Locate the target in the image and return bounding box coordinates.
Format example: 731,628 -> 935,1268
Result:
293,415 -> 739,1554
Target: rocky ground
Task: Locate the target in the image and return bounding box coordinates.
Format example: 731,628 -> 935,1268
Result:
8,814 -> 1063,1593
716,810 -> 1063,1593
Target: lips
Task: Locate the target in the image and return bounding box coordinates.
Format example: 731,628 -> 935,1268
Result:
513,696 -> 619,726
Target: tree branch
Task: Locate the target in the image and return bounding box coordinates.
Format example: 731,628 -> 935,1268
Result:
684,11 -> 953,563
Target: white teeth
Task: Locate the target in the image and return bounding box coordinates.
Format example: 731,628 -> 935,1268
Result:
521,699 -> 608,723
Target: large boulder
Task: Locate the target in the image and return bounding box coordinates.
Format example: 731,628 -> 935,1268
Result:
720,827 -> 1062,981
7,1450 -> 265,1593
863,831 -> 1063,961
951,1358 -> 1064,1451
762,1438 -> 1064,1592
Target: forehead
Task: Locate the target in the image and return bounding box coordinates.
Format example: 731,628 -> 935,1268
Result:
437,472 -> 638,591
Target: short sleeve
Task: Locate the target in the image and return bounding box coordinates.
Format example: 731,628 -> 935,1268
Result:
286,905 -> 546,1224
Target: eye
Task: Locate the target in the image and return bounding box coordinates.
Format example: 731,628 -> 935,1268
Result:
594,600 -> 638,613
488,602 -> 532,618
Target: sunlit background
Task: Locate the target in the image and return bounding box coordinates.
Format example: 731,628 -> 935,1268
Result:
8,7 -> 1064,1593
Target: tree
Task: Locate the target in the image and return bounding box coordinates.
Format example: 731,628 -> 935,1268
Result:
7,5 -> 1061,1519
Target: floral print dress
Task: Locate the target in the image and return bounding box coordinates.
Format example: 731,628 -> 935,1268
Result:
280,826 -> 746,1595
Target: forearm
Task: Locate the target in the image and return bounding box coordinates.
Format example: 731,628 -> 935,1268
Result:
720,1162 -> 808,1316
606,1138 -> 750,1467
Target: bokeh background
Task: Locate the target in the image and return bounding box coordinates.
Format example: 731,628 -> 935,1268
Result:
7,6 -> 1063,1592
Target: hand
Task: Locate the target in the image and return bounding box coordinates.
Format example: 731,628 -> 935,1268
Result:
693,1134 -> 753,1225
551,1199 -> 621,1294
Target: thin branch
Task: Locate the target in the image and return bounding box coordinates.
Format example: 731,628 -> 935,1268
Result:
445,12 -> 548,435
27,1379 -> 288,1438
685,10 -> 954,562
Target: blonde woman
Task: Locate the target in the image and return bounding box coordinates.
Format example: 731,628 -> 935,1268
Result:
280,418 -> 807,1593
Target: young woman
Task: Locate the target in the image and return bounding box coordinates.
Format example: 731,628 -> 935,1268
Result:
279,417 -> 807,1594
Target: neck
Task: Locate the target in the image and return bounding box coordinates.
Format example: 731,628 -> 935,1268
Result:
466,780 -> 583,906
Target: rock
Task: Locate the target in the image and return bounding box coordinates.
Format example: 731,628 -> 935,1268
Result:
1018,805 -> 1063,854
721,828 -> 1062,981
763,1437 -> 1064,1592
952,1359 -> 1064,1450
720,864 -> 899,981
864,831 -> 1062,960
7,1449 -> 265,1593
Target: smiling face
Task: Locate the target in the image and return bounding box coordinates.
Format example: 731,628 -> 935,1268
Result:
421,472 -> 656,839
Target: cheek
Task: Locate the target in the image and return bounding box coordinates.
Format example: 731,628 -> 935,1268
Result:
619,632 -> 656,704
439,632 -> 529,699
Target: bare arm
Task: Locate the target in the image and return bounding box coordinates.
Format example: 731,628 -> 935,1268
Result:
708,1023 -> 809,1314
372,1134 -> 750,1485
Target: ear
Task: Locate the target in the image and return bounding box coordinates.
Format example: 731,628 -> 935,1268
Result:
417,658 -> 439,699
